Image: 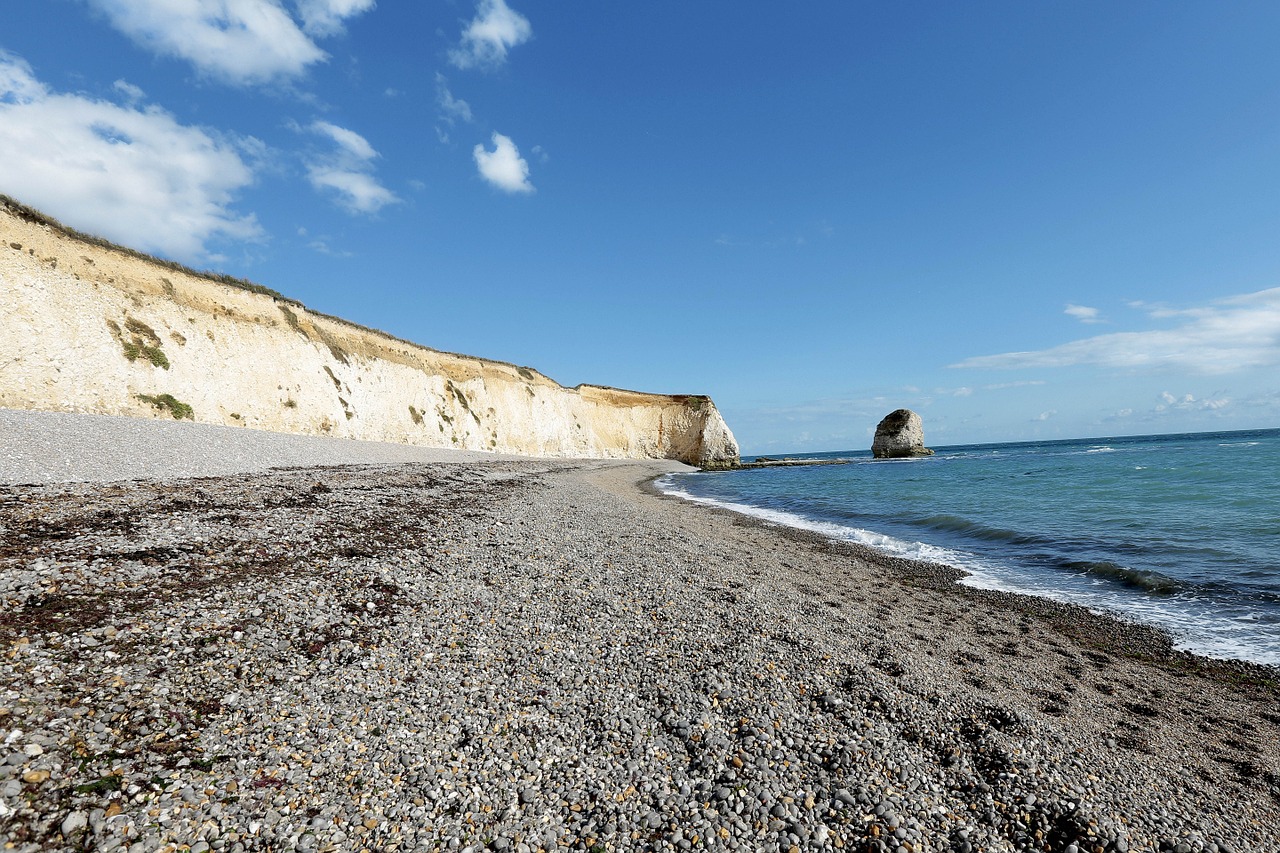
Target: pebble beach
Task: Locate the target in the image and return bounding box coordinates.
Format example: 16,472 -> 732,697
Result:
2,413 -> 1278,853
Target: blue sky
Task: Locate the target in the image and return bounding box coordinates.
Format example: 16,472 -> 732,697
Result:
3,1 -> 1279,454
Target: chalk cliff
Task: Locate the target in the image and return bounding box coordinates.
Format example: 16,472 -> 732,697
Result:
871,409 -> 933,459
0,197 -> 739,466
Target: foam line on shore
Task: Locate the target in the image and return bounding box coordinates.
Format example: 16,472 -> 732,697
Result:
656,473 -> 1280,667
656,473 -> 975,567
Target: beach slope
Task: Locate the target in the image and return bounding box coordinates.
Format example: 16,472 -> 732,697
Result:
2,435 -> 1277,852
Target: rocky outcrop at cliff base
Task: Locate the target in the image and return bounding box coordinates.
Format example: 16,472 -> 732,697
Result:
0,195 -> 739,466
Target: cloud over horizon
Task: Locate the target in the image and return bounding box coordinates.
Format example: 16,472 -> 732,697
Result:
473,132 -> 534,194
1156,390 -> 1230,412
449,0 -> 532,70
953,288 -> 1280,375
85,0 -> 376,86
304,120 -> 399,214
0,51 -> 261,261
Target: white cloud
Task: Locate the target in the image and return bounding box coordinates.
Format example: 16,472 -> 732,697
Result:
307,168 -> 396,213
473,132 -> 533,194
1104,391 -> 1237,426
0,56 -> 44,101
85,0 -> 372,86
1064,303 -> 1101,323
0,52 -> 260,261
294,0 -> 375,36
953,288 -> 1280,374
1155,391 -> 1230,413
1033,410 -> 1056,421
434,74 -> 472,142
436,75 -> 472,124
311,120 -> 375,160
306,238 -> 351,257
304,120 -> 398,213
450,0 -> 532,70
112,79 -> 146,103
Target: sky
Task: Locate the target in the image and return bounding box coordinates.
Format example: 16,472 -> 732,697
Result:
2,1 -> 1279,454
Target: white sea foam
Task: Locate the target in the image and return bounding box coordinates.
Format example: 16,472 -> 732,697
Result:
953,563 -> 1279,665
655,473 -> 1280,668
656,475 -> 1025,596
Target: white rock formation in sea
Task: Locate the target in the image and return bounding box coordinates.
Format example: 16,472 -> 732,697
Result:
871,409 -> 934,459
0,196 -> 739,466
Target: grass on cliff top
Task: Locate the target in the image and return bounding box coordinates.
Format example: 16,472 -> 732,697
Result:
2,194 -> 722,405
0,194 -> 296,305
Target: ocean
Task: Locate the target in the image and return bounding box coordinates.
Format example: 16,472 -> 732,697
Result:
658,428 -> 1280,667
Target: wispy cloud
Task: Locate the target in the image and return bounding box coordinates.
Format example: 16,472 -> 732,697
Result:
982,380 -> 1047,391
730,391 -> 920,431
0,51 -> 260,261
85,0 -> 375,86
953,288 -> 1280,374
296,226 -> 350,257
304,120 -> 399,214
310,120 -> 375,160
1155,391 -> 1230,412
436,76 -> 473,123
713,221 -> 837,249
295,0 -> 376,37
111,79 -> 146,103
1064,303 -> 1102,323
0,55 -> 44,100
434,74 -> 473,142
450,0 -> 532,70
307,239 -> 352,257
473,132 -> 533,194
1103,391 -> 1235,425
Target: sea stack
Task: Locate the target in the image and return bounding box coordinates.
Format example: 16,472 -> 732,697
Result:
871,409 -> 934,459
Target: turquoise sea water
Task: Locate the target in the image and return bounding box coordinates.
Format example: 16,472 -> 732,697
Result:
659,429 -> 1280,667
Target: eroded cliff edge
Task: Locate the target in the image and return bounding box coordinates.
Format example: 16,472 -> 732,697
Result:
0,197 -> 739,466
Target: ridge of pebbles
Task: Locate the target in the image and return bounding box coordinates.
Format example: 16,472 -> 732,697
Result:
1,460 -> 1278,853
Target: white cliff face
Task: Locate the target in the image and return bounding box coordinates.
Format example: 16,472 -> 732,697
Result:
0,199 -> 739,466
